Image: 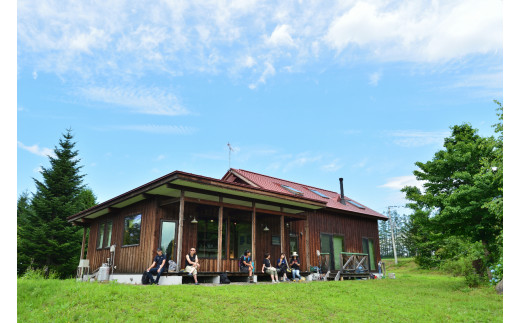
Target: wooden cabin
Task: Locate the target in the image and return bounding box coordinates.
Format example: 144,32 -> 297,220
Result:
68,169 -> 387,282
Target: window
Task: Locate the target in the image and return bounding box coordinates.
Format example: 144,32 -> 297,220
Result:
229,221 -> 251,259
280,184 -> 303,195
309,189 -> 329,199
289,233 -> 299,254
105,221 -> 113,247
123,214 -> 141,246
97,223 -> 105,249
347,200 -> 365,209
159,221 -> 177,261
96,221 -> 113,249
197,218 -> 222,258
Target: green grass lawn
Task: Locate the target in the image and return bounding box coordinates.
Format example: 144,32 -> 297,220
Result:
18,258 -> 502,322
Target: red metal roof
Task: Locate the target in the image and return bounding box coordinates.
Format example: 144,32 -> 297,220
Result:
223,169 -> 387,220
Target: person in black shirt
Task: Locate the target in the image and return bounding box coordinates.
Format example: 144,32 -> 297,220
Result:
185,247 -> 200,285
146,248 -> 167,285
290,252 -> 301,281
261,252 -> 279,283
239,250 -> 254,283
277,253 -> 289,282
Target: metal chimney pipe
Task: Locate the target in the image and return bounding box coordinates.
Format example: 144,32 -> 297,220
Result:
339,178 -> 345,204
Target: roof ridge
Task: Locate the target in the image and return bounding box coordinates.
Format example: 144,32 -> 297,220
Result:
235,168 -> 344,197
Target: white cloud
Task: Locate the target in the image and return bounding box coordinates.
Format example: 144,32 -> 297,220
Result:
321,159 -> 343,172
379,175 -> 425,191
282,154 -> 321,172
32,70 -> 38,79
266,24 -> 295,47
249,62 -> 276,89
17,0 -> 502,88
17,141 -> 56,158
369,72 -> 381,86
116,125 -> 196,135
79,86 -> 188,116
156,155 -> 166,161
387,130 -> 450,147
324,0 -> 502,62
33,165 -> 43,173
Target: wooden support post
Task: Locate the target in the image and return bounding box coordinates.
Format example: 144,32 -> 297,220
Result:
217,196 -> 223,272
176,190 -> 185,271
280,208 -> 285,254
252,202 -> 256,270
305,213 -> 310,271
80,227 -> 87,260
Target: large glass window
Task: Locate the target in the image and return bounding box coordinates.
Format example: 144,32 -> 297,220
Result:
105,221 -> 113,248
229,222 -> 251,259
160,221 -> 176,261
123,214 -> 141,246
196,218 -> 226,259
289,233 -> 299,254
97,223 -> 105,249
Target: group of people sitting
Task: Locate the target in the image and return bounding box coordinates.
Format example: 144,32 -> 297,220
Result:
260,251 -> 302,283
240,249 -> 302,283
146,247 -> 302,285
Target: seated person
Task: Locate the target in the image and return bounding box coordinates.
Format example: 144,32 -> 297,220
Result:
185,247 -> 200,285
240,250 -> 254,283
277,253 -> 289,282
290,252 -> 301,281
261,252 -> 279,283
146,248 -> 166,285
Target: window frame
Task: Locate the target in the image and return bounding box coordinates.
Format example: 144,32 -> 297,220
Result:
122,213 -> 142,247
96,220 -> 113,250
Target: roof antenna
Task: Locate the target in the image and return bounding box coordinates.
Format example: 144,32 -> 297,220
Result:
227,142 -> 235,169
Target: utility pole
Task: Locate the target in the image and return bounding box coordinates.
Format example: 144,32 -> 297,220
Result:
388,206 -> 399,265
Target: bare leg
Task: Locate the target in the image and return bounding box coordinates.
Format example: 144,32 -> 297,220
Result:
194,274 -> 198,284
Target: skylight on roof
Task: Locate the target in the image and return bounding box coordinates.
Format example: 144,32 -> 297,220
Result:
309,189 -> 329,199
347,200 -> 365,209
280,184 -> 303,195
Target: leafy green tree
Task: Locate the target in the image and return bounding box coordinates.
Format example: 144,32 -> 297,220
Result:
402,102 -> 503,272
18,129 -> 96,278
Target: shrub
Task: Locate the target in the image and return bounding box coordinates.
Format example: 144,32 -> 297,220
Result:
488,259 -> 503,286
20,265 -> 59,280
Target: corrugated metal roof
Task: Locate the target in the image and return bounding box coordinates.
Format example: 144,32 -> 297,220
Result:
224,169 -> 387,220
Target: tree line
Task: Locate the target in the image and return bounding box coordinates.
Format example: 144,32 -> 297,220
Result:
378,210 -> 413,258
396,101 -> 503,286
17,129 -> 97,278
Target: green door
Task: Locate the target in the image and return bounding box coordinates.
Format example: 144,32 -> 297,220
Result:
368,239 -> 375,270
333,236 -> 344,270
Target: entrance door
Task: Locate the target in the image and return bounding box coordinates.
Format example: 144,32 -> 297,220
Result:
159,221 -> 177,262
320,233 -> 344,270
332,236 -> 344,270
362,238 -> 375,271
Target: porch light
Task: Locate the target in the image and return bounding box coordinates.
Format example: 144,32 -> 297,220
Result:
191,217 -> 198,224
263,225 -> 270,232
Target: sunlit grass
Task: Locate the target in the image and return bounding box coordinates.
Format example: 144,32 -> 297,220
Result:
18,258 -> 502,322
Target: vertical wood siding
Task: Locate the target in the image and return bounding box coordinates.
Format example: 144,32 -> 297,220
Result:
87,199 -> 381,273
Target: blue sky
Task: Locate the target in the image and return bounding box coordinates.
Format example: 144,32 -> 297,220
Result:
17,0 -> 503,215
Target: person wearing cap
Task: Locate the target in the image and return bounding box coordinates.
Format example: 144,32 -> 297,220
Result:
146,248 -> 167,285
185,247 -> 200,285
290,252 -> 301,281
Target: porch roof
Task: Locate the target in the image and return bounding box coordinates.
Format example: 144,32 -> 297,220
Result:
67,170 -> 327,224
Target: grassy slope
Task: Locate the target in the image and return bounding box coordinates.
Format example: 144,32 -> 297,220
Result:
18,259 -> 502,322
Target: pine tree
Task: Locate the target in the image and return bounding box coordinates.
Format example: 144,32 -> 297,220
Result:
18,129 -> 96,278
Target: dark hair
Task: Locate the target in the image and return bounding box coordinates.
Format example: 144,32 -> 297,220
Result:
244,249 -> 250,256
264,252 -> 270,258
280,253 -> 286,258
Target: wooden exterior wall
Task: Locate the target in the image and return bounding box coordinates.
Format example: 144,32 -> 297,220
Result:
289,209 -> 381,271
86,198 -> 381,274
